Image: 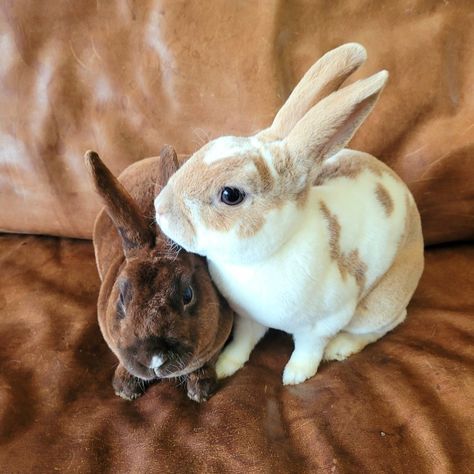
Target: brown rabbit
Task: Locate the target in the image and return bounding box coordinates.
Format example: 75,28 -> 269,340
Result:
85,146 -> 233,402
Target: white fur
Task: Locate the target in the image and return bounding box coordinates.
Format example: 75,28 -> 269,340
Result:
209,154 -> 407,334
250,136 -> 281,180
210,150 -> 411,384
195,198 -> 303,264
204,136 -> 254,164
149,355 -> 165,369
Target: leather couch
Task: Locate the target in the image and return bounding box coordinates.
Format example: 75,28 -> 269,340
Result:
1,1 -> 473,472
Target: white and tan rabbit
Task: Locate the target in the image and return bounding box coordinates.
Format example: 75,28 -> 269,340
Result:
154,43 -> 424,385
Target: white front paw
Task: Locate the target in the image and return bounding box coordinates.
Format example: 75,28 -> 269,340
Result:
282,361 -> 318,385
215,346 -> 248,379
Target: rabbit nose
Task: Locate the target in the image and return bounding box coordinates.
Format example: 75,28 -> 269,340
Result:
154,196 -> 169,217
149,354 -> 166,369
155,207 -> 168,219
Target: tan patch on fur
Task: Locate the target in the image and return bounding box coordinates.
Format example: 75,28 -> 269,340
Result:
295,188 -> 309,208
255,130 -> 280,143
375,183 -> 394,216
271,142 -> 311,197
319,201 -> 367,293
347,191 -> 424,334
238,215 -> 265,238
253,156 -> 274,192
314,157 -> 382,186
168,143 -> 287,240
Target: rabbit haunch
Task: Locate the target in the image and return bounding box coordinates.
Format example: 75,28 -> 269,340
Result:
154,43 -> 424,385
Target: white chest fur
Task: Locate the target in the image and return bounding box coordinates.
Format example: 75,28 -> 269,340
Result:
208,160 -> 409,336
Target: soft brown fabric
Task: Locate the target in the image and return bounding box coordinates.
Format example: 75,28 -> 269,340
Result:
0,233 -> 473,472
0,0 -> 473,244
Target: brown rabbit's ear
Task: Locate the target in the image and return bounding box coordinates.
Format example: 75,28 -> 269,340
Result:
284,70 -> 388,187
155,145 -> 179,195
85,151 -> 154,257
260,43 -> 367,140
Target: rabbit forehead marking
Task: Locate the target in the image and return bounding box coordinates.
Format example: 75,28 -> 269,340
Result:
203,136 -> 255,164
375,183 -> 394,217
319,200 -> 367,293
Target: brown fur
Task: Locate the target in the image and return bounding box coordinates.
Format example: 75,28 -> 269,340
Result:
319,201 -> 367,293
86,149 -> 233,402
314,155 -> 382,186
375,183 -> 394,216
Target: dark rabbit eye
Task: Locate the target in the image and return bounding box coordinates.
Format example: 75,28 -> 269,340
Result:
221,187 -> 245,205
182,286 -> 194,306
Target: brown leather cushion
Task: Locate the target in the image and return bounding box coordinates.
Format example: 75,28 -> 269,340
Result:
0,234 -> 473,472
0,1 -> 473,244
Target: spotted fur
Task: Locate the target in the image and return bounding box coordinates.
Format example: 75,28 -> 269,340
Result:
375,183 -> 394,216
319,201 -> 367,294
155,43 -> 424,385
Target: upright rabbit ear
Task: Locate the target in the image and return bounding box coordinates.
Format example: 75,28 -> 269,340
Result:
155,144 -> 179,195
85,151 -> 154,257
284,70 -> 389,187
261,43 -> 367,140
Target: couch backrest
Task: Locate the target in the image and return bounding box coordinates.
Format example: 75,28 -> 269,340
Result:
0,0 -> 473,245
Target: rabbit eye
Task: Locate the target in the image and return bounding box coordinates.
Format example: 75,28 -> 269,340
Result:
221,187 -> 245,206
182,286 -> 194,306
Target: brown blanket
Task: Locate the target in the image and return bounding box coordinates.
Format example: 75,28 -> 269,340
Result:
0,234 -> 473,472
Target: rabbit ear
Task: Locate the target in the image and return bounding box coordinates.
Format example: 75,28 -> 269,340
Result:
85,151 -> 154,257
262,43 -> 367,140
284,70 -> 388,186
155,144 -> 179,196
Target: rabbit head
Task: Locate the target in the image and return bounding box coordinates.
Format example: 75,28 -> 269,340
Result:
85,147 -> 233,382
154,43 -> 388,264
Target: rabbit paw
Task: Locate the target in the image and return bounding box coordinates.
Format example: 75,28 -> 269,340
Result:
282,361 -> 318,385
216,347 -> 248,379
323,332 -> 376,361
186,366 -> 218,403
113,365 -> 148,401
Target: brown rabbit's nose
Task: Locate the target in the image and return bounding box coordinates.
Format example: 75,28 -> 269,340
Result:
148,354 -> 167,369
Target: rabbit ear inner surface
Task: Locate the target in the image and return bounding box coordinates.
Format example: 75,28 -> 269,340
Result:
85,150 -> 154,257
261,43 -> 367,140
